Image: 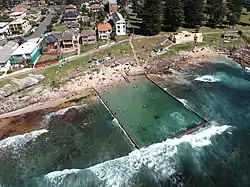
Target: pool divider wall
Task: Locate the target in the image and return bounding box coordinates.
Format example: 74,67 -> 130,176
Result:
144,74 -> 211,137
92,87 -> 139,149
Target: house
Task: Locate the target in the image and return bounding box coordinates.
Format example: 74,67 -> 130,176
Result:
0,22 -> 9,40
80,30 -> 97,44
0,41 -> 18,70
0,9 -> 10,16
10,38 -> 42,65
26,9 -> 42,23
108,0 -> 118,14
61,29 -> 79,49
9,19 -> 31,35
9,7 -> 27,19
64,4 -> 77,12
41,33 -> 60,53
97,23 -> 112,39
169,31 -> 203,44
61,11 -> 81,23
110,12 -> 126,36
90,3 -> 101,12
9,0 -> 25,7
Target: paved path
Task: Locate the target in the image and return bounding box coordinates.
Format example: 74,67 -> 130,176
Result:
129,36 -> 139,64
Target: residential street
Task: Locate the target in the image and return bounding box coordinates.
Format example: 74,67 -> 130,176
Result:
25,10 -> 54,40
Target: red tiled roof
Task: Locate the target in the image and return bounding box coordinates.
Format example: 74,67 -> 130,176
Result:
91,3 -> 101,9
97,23 -> 112,31
16,7 -> 26,12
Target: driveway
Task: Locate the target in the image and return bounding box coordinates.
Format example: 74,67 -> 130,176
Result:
25,11 -> 54,40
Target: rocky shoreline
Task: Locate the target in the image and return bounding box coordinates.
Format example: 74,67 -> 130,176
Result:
0,45 -> 248,140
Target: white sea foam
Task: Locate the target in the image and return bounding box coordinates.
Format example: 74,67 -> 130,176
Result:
41,105 -> 87,126
194,75 -> 221,83
0,129 -> 48,150
42,125 -> 231,187
178,99 -> 189,107
245,67 -> 250,73
47,105 -> 86,117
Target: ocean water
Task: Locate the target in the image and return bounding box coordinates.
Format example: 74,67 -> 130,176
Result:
100,76 -> 203,147
1,57 -> 250,187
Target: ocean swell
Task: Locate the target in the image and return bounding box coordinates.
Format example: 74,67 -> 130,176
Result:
40,125 -> 231,187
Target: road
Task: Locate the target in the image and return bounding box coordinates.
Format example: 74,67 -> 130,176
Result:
25,11 -> 54,40
1,31 -> 249,81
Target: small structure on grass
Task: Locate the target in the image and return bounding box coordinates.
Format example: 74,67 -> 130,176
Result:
169,31 -> 203,44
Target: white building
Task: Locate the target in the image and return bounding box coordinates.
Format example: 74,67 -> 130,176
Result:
9,19 -> 31,35
10,39 -> 41,65
110,12 -> 126,36
0,22 -> 9,40
97,23 -> 112,40
26,9 -> 42,23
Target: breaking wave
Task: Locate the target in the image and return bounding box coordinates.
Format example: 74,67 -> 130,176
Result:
194,75 -> 221,83
41,105 -> 87,126
39,125 -> 231,187
0,129 -> 48,150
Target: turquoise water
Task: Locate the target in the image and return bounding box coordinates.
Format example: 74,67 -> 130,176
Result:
101,76 -> 203,147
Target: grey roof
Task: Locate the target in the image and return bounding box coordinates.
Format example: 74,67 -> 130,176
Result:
27,9 -> 40,14
0,41 -> 18,64
62,11 -> 80,18
41,34 -> 59,44
81,30 -> 96,36
62,30 -> 78,40
111,12 -> 124,23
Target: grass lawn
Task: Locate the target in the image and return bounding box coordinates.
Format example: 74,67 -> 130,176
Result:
62,51 -> 78,58
0,78 -> 19,90
201,33 -> 245,47
81,43 -> 98,53
240,14 -> 250,24
132,36 -> 168,61
37,55 -> 90,87
116,35 -> 129,42
35,41 -> 132,87
93,41 -> 132,59
52,25 -> 67,31
154,43 -> 196,60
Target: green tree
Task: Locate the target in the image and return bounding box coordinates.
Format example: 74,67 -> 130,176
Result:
206,0 -> 227,26
183,0 -> 205,27
96,9 -> 106,24
82,6 -> 87,16
227,0 -> 244,27
141,0 -> 161,36
132,0 -> 144,18
163,0 -> 184,31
